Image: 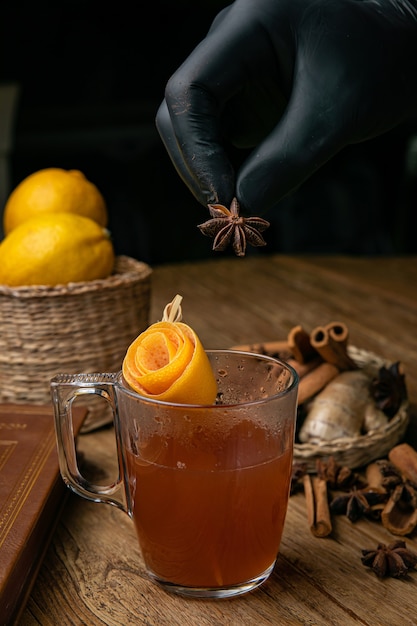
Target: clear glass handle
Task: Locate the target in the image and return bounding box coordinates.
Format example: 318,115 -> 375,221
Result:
50,372 -> 127,512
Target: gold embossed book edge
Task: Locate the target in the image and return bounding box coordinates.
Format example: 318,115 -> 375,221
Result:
0,403 -> 87,625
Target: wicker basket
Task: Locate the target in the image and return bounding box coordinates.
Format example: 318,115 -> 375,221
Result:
294,345 -> 409,471
0,255 -> 152,431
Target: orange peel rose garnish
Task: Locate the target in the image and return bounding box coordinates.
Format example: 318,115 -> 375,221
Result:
122,295 -> 218,404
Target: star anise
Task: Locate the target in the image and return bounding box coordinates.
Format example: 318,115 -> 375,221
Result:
198,197 -> 270,257
371,459 -> 399,490
316,456 -> 366,491
378,460 -> 417,499
390,482 -> 417,510
330,486 -> 387,522
361,540 -> 417,578
373,458 -> 417,534
290,462 -> 308,495
370,362 -> 407,418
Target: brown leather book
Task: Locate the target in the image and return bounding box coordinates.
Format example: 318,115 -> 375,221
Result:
0,403 -> 87,625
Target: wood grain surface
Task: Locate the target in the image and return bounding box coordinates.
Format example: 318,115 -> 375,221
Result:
20,254 -> 417,626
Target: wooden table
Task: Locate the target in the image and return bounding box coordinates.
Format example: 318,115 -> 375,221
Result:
21,254 -> 417,626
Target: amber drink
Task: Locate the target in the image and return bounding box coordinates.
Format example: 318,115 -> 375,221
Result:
127,423 -> 293,590
52,350 -> 298,598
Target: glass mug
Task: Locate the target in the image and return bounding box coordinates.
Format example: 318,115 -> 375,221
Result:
51,350 -> 299,599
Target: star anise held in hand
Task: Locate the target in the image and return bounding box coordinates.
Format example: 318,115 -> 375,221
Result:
361,540 -> 417,578
198,197 -> 270,257
330,486 -> 387,522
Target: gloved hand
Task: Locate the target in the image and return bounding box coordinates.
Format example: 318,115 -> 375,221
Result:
156,0 -> 417,217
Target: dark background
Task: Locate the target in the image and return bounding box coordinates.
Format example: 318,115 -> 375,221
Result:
1,0 -> 416,265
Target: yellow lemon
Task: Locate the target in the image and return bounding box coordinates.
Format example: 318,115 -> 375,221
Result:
0,213 -> 115,286
3,168 -> 108,235
122,295 -> 218,404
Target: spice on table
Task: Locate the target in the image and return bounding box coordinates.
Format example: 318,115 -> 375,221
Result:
290,462 -> 308,495
365,460 -> 391,491
377,458 -> 417,536
198,197 -> 270,257
302,474 -> 332,537
330,487 -> 387,523
377,459 -> 405,490
316,456 -> 366,491
361,540 -> 417,578
378,443 -> 417,535
388,443 -> 417,485
381,484 -> 417,536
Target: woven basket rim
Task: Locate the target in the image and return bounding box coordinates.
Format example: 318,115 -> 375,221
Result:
0,255 -> 152,298
294,345 -> 409,464
294,402 -> 409,455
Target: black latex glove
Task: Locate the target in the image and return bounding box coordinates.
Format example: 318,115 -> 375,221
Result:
156,0 -> 417,216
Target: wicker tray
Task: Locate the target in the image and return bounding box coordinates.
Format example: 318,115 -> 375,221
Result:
0,255 -> 152,431
294,345 -> 409,471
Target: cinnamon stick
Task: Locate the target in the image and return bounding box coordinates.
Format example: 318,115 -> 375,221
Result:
365,461 -> 387,491
298,362 -> 340,405
388,443 -> 417,484
231,340 -> 292,361
326,321 -> 348,347
287,356 -> 322,379
378,445 -> 417,536
381,486 -> 417,536
310,322 -> 358,371
303,474 -> 332,537
288,325 -> 317,363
